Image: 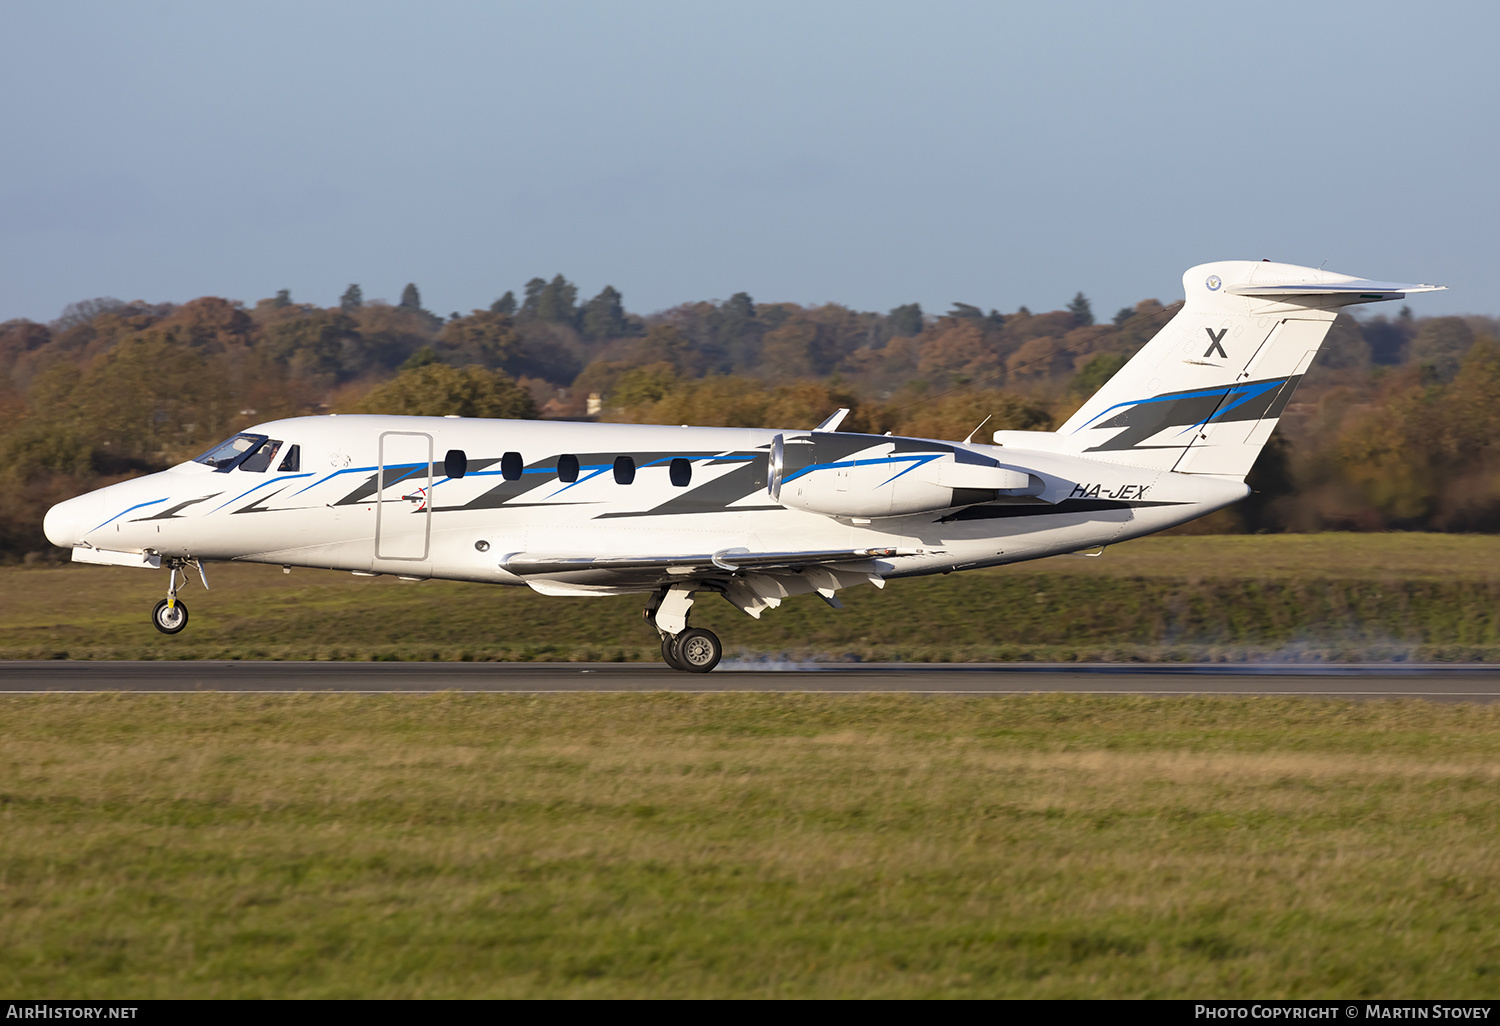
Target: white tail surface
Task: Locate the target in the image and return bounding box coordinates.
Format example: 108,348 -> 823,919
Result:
1051,260 -> 1444,478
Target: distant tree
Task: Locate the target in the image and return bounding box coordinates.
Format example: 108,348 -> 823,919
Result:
438,309 -> 523,370
154,297 -> 253,352
273,289 -> 292,309
51,297 -> 125,332
491,290 -> 517,316
918,321 -> 1000,381
895,390 -> 1052,442
714,292 -> 762,369
399,346 -> 443,371
610,363 -> 680,409
887,303 -> 923,338
1113,307 -> 1134,326
348,302 -> 444,371
519,278 -> 547,319
0,319 -> 52,389
721,292 -> 755,320
1067,292 -> 1094,326
535,274 -> 579,325
1409,317 -> 1475,382
635,324 -> 698,375
1362,314 -> 1412,366
352,364 -> 537,419
581,285 -> 629,341
1070,351 -> 1130,395
70,335 -> 235,461
399,284 -> 422,311
259,310 -> 359,381
945,303 -> 1004,332
340,284 -> 363,312
718,292 -> 757,338
760,320 -> 838,379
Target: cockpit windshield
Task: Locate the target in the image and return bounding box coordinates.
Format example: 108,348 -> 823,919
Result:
191,433 -> 268,471
238,439 -> 283,473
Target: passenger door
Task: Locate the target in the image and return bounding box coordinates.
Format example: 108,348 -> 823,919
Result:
375,431 -> 433,561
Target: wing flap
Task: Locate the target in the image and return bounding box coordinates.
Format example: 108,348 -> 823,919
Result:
502,547 -> 896,576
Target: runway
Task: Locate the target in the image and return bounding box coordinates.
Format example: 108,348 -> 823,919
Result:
2,661 -> 1499,700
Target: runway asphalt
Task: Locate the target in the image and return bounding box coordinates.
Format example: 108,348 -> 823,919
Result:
2,661 -> 1499,700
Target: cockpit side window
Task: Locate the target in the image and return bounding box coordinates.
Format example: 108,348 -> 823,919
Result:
239,439 -> 283,473
277,444 -> 301,473
192,433 -> 268,472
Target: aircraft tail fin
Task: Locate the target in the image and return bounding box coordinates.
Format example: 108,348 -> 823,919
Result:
1048,260 -> 1444,479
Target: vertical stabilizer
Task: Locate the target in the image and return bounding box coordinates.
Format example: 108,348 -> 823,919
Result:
1052,260 -> 1444,478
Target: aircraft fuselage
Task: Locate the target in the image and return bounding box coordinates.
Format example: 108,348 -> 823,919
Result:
43,415 -> 1247,595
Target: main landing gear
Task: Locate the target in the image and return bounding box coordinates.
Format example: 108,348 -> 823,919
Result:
646,584 -> 722,673
152,558 -> 208,636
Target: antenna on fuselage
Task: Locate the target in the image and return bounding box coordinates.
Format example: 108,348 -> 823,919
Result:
962,415 -> 993,444
813,408 -> 849,432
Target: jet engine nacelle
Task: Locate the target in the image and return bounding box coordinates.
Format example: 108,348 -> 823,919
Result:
768,432 -> 1040,519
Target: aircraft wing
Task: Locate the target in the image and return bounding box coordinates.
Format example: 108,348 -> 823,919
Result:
502,547 -> 896,576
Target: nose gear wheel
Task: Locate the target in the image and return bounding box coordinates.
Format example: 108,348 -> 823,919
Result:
152,598 -> 189,634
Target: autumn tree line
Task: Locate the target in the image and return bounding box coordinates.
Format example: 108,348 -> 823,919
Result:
1,274 -> 1497,558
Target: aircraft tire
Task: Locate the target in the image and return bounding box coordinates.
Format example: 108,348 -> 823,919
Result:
661,634 -> 687,671
675,628 -> 722,673
152,598 -> 189,635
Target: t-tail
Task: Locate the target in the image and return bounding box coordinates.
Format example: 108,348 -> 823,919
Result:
1047,260 -> 1445,479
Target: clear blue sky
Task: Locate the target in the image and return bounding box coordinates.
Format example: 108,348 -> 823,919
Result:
2,0 -> 1494,324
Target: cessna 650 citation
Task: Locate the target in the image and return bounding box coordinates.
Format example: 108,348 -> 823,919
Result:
43,260 -> 1443,671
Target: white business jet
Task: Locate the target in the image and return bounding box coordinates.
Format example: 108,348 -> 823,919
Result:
43,260 -> 1443,671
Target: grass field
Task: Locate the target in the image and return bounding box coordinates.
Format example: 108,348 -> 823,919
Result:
1,693 -> 1496,998
4,534 -> 1500,662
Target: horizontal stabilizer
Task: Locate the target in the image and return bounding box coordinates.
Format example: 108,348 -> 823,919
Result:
1227,277 -> 1445,299
503,547 -> 896,576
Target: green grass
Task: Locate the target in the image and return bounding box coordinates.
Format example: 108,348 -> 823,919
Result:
1,693 -> 1497,997
5,534 -> 1500,661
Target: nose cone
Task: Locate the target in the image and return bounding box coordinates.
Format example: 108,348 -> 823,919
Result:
44,491 -> 104,548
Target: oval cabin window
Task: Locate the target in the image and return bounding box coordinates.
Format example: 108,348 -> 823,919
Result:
613,456 -> 635,485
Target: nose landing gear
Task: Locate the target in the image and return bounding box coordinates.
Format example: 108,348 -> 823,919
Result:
152,597 -> 189,634
646,584 -> 722,673
151,558 -> 208,636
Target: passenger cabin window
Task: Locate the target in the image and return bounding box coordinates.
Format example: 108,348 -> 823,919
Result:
501,451 -> 523,482
669,458 -> 692,487
444,449 -> 467,479
239,439 -> 283,473
613,455 -> 636,485
192,433 -> 266,472
557,454 -> 579,483
277,444 -> 301,473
